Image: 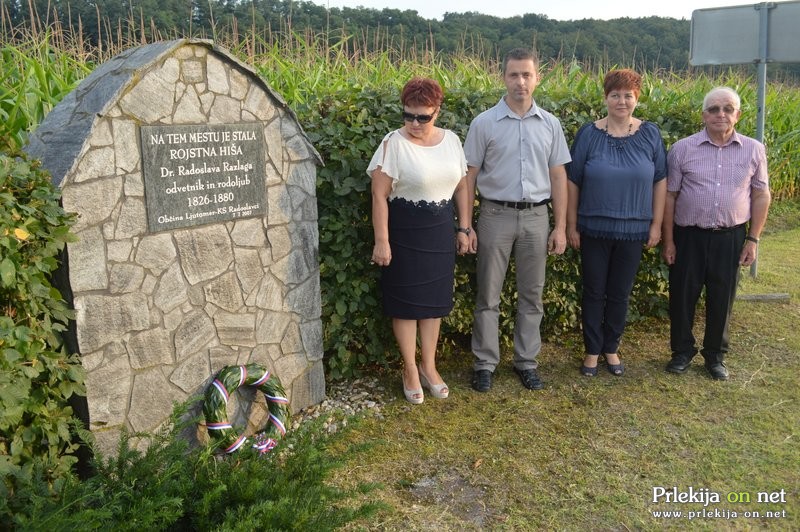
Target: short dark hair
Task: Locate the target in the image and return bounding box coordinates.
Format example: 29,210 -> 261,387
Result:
401,77 -> 444,108
502,48 -> 539,73
603,69 -> 642,97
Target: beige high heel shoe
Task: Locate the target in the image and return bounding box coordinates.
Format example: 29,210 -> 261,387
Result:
418,366 -> 449,399
402,370 -> 424,405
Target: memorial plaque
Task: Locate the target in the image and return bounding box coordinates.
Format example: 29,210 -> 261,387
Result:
141,123 -> 267,232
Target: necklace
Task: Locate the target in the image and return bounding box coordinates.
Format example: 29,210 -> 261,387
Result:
603,119 -> 633,137
603,119 -> 633,151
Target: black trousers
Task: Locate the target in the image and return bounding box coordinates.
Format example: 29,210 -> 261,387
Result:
580,236 -> 644,355
668,224 -> 745,363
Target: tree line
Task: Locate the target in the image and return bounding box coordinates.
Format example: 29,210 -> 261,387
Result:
0,0 -> 751,70
3,0 -> 797,78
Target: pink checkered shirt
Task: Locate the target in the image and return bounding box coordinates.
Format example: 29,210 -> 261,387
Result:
667,129 -> 768,229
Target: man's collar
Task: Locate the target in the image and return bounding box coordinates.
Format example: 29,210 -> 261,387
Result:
698,127 -> 741,147
497,96 -> 540,120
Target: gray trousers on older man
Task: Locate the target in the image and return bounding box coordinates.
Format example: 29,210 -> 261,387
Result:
471,202 -> 550,372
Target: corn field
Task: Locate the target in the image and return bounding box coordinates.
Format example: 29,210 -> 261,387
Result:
1,25 -> 798,198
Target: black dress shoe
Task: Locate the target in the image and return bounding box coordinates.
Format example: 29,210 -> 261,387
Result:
706,363 -> 729,381
471,369 -> 493,392
666,356 -> 692,374
513,367 -> 544,390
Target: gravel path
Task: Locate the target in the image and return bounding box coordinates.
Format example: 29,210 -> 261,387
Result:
290,376 -> 389,434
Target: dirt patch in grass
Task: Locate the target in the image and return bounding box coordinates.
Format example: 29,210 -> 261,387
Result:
408,468 -> 501,528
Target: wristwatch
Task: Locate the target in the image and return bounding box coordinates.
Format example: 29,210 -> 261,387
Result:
745,235 -> 759,244
456,227 -> 471,236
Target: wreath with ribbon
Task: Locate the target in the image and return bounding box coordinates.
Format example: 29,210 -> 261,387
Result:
202,363 -> 290,454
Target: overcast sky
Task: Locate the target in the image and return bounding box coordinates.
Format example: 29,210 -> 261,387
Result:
310,0 -> 785,21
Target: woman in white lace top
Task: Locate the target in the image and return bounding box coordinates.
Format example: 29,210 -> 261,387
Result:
368,77 -> 473,404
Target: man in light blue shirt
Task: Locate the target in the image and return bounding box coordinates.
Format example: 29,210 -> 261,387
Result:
463,47 -> 571,392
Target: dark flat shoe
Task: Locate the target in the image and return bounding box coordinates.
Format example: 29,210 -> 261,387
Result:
706,363 -> 729,381
513,367 -> 544,390
666,356 -> 693,374
471,369 -> 493,392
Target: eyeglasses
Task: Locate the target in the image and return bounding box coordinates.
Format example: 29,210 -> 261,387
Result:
704,105 -> 738,115
402,111 -> 435,124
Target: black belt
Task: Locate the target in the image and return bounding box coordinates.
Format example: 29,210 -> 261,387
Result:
483,198 -> 551,209
681,223 -> 745,234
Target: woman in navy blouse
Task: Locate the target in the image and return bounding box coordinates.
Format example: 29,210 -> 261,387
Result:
567,69 -> 667,377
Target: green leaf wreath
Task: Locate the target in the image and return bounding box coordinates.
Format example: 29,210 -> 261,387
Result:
202,364 -> 290,454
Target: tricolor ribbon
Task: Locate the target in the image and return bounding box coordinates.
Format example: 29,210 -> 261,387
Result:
264,393 -> 289,404
212,379 -> 229,403
253,438 -> 278,455
252,369 -> 271,386
269,413 -> 286,436
224,434 -> 248,454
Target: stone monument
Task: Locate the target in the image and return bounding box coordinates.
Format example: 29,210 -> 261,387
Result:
26,39 -> 325,454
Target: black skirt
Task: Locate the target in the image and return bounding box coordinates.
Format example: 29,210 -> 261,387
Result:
381,197 -> 456,319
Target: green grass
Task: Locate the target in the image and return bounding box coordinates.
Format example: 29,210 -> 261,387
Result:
318,202 -> 800,530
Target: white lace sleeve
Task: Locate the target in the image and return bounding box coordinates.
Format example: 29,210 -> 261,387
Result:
366,130 -> 400,182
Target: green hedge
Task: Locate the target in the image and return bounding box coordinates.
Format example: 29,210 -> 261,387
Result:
0,148 -> 84,507
301,74 -> 700,378
3,405 -> 379,528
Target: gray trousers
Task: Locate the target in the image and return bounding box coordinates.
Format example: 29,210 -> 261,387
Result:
471,202 -> 549,371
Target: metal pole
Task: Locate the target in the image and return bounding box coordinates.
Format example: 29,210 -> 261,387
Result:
754,2 -> 773,143
750,2 -> 775,278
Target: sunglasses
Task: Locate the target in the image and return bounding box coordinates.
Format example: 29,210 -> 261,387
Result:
704,105 -> 738,115
402,111 -> 435,124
